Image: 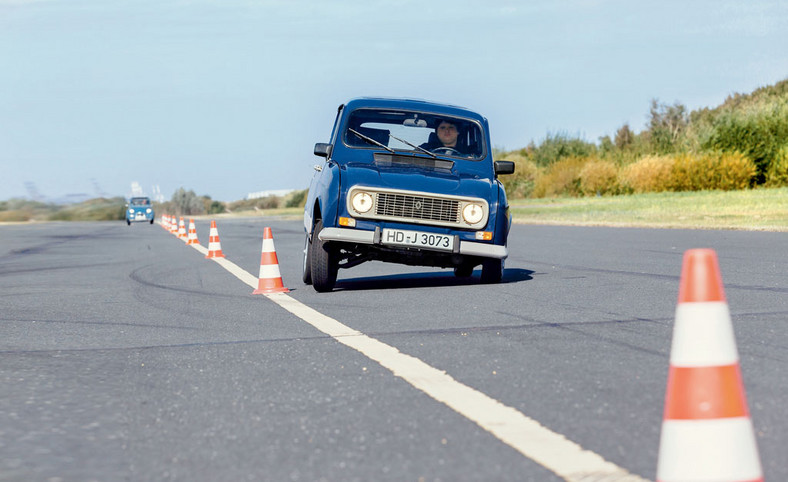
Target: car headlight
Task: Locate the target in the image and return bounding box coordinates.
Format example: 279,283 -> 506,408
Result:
146,208 -> 152,213
129,209 -> 134,213
351,191 -> 373,214
462,203 -> 484,225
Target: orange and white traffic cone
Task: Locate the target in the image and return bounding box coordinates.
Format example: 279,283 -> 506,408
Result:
252,227 -> 289,294
178,217 -> 187,240
656,248 -> 762,482
205,220 -> 226,258
186,219 -> 199,245
170,215 -> 179,235
161,215 -> 168,230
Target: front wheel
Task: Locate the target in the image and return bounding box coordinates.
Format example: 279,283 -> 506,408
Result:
480,258 -> 504,284
302,231 -> 312,285
310,220 -> 338,292
453,263 -> 474,278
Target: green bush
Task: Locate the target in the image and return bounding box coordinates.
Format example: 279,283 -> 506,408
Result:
525,133 -> 597,167
702,98 -> 788,183
532,156 -> 587,198
579,160 -> 619,195
766,145 -> 788,187
206,200 -> 226,214
285,189 -> 308,208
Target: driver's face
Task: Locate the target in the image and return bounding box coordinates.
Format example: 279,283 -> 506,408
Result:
436,121 -> 459,147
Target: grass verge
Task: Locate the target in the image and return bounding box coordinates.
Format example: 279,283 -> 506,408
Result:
510,187 -> 788,230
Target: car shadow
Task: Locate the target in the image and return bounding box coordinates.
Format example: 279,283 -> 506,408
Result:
333,268 -> 534,292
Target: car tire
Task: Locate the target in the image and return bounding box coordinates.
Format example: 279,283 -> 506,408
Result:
310,220 -> 338,292
150,218 -> 154,224
126,219 -> 131,226
302,230 -> 313,285
453,263 -> 474,278
480,258 -> 503,284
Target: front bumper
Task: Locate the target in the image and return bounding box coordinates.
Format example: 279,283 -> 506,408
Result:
128,212 -> 153,222
318,227 -> 508,259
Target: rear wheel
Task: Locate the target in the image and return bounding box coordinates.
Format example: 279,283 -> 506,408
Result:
310,220 -> 338,292
126,219 -> 131,226
480,258 -> 504,284
302,230 -> 313,285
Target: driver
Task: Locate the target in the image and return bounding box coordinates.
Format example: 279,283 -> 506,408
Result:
420,119 -> 466,154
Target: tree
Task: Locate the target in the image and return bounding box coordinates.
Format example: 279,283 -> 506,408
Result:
614,123 -> 634,149
171,188 -> 205,215
648,99 -> 688,153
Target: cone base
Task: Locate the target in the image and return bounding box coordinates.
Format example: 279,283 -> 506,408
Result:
252,286 -> 289,294
205,252 -> 226,258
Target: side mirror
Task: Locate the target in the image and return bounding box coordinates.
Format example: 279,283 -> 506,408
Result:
314,143 -> 332,158
494,160 -> 515,175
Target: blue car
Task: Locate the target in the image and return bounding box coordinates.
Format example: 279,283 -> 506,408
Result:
303,98 -> 515,292
126,197 -> 155,225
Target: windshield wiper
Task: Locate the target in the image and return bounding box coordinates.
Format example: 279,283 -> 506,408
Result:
388,133 -> 437,159
348,128 -> 395,153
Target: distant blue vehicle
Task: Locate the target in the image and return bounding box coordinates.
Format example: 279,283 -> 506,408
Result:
126,196 -> 155,225
303,98 -> 515,292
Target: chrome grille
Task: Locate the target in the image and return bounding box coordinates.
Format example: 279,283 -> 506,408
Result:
375,193 -> 459,223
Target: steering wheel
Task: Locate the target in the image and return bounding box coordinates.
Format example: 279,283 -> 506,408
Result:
431,146 -> 462,156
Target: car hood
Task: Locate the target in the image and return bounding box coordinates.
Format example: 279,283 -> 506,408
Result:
342,162 -> 494,199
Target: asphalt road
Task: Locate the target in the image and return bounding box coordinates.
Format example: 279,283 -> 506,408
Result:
1,219 -> 786,481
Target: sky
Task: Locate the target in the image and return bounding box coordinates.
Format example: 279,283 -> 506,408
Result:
1,0 -> 787,202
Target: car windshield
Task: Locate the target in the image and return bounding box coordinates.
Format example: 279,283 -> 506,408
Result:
130,197 -> 150,206
344,108 -> 485,160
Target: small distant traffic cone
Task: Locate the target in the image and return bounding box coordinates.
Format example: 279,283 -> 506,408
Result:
252,227 -> 289,294
170,215 -> 179,235
205,220 -> 226,258
656,249 -> 762,481
161,215 -> 168,229
163,215 -> 171,230
186,219 -> 200,245
177,217 -> 187,240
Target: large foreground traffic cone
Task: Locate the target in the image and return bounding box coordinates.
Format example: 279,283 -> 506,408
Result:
252,227 -> 289,294
656,249 -> 762,481
186,219 -> 200,245
205,220 -> 226,258
177,217 -> 187,240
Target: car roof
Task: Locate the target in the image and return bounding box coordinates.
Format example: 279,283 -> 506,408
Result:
343,97 -> 486,122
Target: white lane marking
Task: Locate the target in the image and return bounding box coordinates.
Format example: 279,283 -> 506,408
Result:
187,242 -> 648,481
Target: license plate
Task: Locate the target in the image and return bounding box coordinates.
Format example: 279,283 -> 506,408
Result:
381,228 -> 454,251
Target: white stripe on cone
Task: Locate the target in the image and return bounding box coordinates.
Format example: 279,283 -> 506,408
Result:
671,302 -> 739,366
258,264 -> 282,279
